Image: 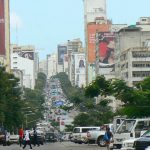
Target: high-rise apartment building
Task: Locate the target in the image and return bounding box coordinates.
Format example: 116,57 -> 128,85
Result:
115,18 -> 150,86
47,54 -> 57,78
57,44 -> 67,73
67,39 -> 83,81
83,0 -> 107,23
11,44 -> 36,89
83,0 -> 110,84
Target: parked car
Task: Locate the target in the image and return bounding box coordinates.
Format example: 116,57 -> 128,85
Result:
45,132 -> 57,142
86,124 -> 112,146
30,130 -> 45,145
9,134 -> 19,144
113,118 -> 150,150
72,126 -> 100,144
134,129 -> 150,150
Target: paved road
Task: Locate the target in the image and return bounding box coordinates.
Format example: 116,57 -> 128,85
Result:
0,142 -> 106,150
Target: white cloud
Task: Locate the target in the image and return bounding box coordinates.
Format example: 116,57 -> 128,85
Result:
10,12 -> 23,28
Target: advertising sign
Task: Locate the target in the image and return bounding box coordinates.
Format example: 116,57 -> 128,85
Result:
54,100 -> 64,107
97,32 -> 115,67
58,46 -> 67,65
74,54 -> 86,87
0,0 -> 5,55
75,54 -> 85,75
87,23 -> 110,63
18,51 -> 34,60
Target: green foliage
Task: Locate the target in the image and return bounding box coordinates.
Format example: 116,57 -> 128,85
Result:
35,72 -> 47,90
65,125 -> 74,132
0,67 -> 23,130
22,72 -> 47,128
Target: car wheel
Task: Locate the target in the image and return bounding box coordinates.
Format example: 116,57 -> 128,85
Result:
97,136 -> 106,147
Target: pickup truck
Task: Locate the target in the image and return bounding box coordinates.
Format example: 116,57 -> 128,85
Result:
86,124 -> 113,147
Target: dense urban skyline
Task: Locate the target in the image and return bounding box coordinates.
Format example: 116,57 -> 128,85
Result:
10,0 -> 150,59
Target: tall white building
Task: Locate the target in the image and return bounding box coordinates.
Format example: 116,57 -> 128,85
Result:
83,0 -> 107,23
67,39 -> 83,81
47,54 -> 57,78
11,45 -> 36,89
39,60 -> 47,75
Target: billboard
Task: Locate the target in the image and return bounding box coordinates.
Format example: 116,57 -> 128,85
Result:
87,23 -> 110,63
58,45 -> 67,65
75,54 -> 86,75
97,32 -> 115,67
0,0 -> 5,55
18,51 -> 34,60
74,53 -> 86,87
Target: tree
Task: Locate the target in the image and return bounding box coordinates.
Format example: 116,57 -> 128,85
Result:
0,67 -> 23,130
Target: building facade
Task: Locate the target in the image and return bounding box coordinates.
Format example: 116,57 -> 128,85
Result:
0,0 -> 10,71
47,53 -> 57,78
11,44 -> 36,89
115,19 -> 150,86
67,39 -> 83,81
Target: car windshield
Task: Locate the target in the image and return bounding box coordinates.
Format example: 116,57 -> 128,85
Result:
73,128 -> 80,133
142,129 -> 150,137
116,120 -> 136,133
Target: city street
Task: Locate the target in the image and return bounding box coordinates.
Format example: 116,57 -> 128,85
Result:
0,142 -> 106,150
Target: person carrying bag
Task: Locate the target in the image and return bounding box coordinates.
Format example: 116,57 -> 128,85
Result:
103,127 -> 113,150
22,128 -> 32,149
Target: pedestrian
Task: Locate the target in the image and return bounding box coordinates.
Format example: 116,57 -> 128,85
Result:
33,127 -> 40,147
103,127 -> 113,150
19,127 -> 24,147
22,128 -> 32,149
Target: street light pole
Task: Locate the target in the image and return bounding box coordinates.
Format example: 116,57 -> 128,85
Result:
26,114 -> 27,128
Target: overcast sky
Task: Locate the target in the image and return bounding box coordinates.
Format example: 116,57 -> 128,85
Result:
10,0 -> 150,60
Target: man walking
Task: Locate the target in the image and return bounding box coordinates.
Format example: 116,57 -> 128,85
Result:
33,127 -> 40,147
19,127 -> 24,147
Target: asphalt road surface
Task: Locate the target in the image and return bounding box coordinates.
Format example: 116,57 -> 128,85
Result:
0,142 -> 106,150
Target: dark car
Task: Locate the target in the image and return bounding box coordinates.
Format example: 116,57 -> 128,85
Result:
30,130 -> 45,145
134,129 -> 150,150
45,132 -> 57,142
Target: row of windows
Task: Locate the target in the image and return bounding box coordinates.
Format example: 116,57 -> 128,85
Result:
132,72 -> 150,77
133,63 -> 150,67
132,52 -> 150,58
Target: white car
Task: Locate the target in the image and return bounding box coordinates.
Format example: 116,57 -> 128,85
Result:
9,134 -> 19,144
121,138 -> 138,150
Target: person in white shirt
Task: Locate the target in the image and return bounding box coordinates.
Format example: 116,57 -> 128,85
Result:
22,129 -> 32,149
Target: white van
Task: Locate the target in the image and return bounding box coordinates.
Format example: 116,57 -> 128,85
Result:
72,126 -> 100,144
113,118 -> 150,150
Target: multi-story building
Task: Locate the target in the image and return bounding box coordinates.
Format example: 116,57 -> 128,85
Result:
0,0 -> 10,71
34,52 -> 39,79
83,0 -> 111,84
57,44 -> 67,73
39,60 -> 47,75
83,0 -> 107,23
11,44 -> 36,89
115,18 -> 150,86
67,39 -> 83,81
47,53 -> 57,78
63,54 -> 68,74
